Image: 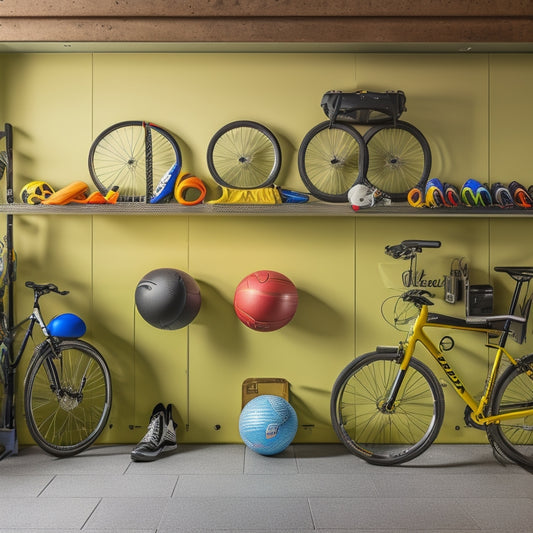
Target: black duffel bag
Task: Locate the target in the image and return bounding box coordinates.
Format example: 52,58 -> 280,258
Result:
321,90 -> 406,125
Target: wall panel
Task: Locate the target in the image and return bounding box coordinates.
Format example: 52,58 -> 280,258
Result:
1,50 -> 532,446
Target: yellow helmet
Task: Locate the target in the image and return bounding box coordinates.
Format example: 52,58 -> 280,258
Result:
20,181 -> 55,204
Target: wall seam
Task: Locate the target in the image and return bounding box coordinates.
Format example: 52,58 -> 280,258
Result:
487,54 -> 492,280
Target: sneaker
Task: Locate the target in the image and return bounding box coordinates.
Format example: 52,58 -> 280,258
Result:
131,403 -> 177,462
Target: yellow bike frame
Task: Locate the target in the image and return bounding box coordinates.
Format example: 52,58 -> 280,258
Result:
399,304 -> 533,426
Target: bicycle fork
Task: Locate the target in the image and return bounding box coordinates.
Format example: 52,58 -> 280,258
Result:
375,345 -> 407,412
39,345 -> 86,411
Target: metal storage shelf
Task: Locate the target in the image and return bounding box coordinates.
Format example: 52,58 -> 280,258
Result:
2,202 -> 533,217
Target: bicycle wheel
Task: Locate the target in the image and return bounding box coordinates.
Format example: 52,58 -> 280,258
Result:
24,339 -> 112,457
298,121 -> 368,202
88,121 -> 181,202
331,351 -> 444,465
486,354 -> 533,468
207,120 -> 282,189
363,120 -> 431,202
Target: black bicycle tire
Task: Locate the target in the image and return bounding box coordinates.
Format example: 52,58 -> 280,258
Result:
486,354 -> 533,468
330,351 -> 444,465
206,120 -> 282,189
363,120 -> 431,202
298,121 -> 368,203
24,339 -> 112,457
88,120 -> 181,202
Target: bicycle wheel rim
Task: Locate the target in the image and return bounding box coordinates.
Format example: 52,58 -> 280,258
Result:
207,120 -> 281,189
487,355 -> 533,467
24,341 -> 112,457
331,353 -> 444,465
88,121 -> 181,202
298,121 -> 368,203
363,121 -> 431,201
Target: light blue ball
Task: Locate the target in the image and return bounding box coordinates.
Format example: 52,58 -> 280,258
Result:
239,395 -> 298,456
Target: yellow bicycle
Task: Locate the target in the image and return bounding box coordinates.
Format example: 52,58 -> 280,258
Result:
331,239 -> 533,467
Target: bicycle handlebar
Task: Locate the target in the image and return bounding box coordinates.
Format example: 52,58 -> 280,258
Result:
25,281 -> 69,296
385,239 -> 441,259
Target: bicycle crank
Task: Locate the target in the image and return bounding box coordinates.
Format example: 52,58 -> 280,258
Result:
464,406 -> 485,430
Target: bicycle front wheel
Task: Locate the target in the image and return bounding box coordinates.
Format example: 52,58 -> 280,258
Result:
88,121 -> 181,202
486,354 -> 533,468
331,351 -> 444,465
363,120 -> 431,201
298,121 -> 368,202
207,120 -> 282,189
24,340 -> 112,457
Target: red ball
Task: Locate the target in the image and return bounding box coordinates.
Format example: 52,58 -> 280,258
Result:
234,270 -> 298,332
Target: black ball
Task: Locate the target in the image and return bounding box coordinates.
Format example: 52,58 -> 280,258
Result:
135,268 -> 201,330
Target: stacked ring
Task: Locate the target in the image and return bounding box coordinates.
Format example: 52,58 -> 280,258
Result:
174,174 -> 207,205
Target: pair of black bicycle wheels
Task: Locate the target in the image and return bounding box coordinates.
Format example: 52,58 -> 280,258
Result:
331,351 -> 533,468
298,120 -> 432,203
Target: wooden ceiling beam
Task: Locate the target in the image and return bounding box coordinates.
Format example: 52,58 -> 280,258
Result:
0,1 -> 531,44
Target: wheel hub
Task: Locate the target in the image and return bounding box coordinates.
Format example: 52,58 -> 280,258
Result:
377,399 -> 398,413
385,154 -> 402,168
58,389 -> 81,411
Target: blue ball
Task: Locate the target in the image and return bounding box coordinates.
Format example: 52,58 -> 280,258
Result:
239,395 -> 298,456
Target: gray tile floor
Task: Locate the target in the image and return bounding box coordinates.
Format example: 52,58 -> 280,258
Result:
0,443 -> 531,532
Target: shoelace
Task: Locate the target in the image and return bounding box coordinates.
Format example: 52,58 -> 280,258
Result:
140,416 -> 162,445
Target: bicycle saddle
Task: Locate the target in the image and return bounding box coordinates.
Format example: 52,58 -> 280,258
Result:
494,266 -> 533,281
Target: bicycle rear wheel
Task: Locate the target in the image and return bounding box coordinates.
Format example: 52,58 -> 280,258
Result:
207,120 -> 282,189
486,354 -> 533,468
24,339 -> 112,457
363,120 -> 431,201
88,121 -> 181,202
331,351 -> 444,465
298,121 -> 368,203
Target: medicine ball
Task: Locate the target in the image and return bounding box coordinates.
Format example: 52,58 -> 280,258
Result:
234,270 -> 298,332
135,268 -> 201,330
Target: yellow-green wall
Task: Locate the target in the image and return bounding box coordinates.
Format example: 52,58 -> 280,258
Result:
1,52 -> 533,446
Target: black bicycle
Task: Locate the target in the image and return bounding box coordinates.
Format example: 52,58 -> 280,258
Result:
0,276 -> 111,457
